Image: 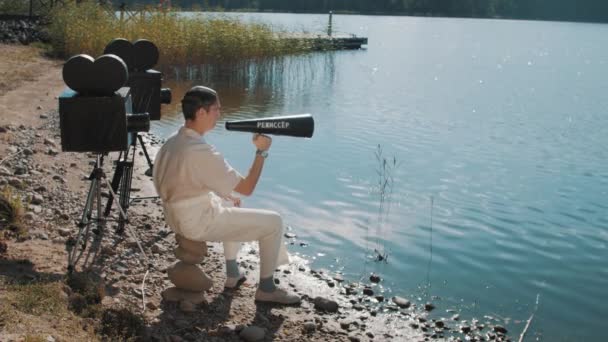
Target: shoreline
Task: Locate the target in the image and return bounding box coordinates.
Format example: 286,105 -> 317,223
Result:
0,44 -> 512,341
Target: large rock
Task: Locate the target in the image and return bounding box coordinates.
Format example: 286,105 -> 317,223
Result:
167,261 -> 212,292
174,234 -> 208,264
161,287 -> 207,305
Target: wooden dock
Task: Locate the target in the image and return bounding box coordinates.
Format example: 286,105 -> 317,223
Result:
281,33 -> 368,50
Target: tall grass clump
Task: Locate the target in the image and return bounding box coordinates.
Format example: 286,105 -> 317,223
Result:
0,186 -> 26,240
47,1 -> 312,67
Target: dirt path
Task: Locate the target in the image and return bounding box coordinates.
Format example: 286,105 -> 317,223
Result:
0,44 -> 64,128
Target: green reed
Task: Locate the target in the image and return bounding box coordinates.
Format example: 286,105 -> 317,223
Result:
46,1 -> 313,67
372,144 -> 398,263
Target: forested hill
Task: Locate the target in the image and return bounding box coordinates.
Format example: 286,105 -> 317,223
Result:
121,0 -> 608,23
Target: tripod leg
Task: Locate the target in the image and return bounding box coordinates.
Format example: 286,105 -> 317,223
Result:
82,174 -> 106,270
68,176 -> 98,272
104,160 -> 125,217
138,135 -> 154,177
116,160 -> 133,234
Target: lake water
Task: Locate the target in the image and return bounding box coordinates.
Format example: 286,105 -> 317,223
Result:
152,13 -> 608,341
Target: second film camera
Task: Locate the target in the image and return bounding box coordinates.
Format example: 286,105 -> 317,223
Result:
104,38 -> 171,121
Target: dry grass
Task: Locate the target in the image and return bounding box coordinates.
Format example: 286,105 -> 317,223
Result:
47,1 -> 313,67
0,186 -> 26,240
9,281 -> 67,315
0,278 -> 100,341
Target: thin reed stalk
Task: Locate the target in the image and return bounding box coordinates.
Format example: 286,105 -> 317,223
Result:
372,144 -> 398,263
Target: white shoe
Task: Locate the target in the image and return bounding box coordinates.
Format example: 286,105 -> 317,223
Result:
224,274 -> 247,289
255,288 -> 301,305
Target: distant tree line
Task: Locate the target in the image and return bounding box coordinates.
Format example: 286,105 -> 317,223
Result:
120,0 -> 608,23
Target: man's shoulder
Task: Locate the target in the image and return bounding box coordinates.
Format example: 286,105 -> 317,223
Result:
160,133 -> 213,153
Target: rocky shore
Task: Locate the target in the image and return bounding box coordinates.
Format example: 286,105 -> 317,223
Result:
0,46 -> 514,342
0,17 -> 49,45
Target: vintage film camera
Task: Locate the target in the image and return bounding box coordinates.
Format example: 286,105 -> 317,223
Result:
104,39 -> 171,174
59,53 -> 150,271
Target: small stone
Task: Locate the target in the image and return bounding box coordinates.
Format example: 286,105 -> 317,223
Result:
37,105 -> 43,110
151,243 -> 164,253
47,149 -> 59,156
14,166 -> 27,175
461,325 -> 472,334
146,301 -> 158,310
31,193 -> 44,205
392,296 -> 411,308
22,148 -> 34,156
303,321 -> 316,333
369,274 -> 381,283
46,335 -> 55,342
424,303 -> 435,311
493,325 -> 508,334
52,175 -> 66,183
333,274 -> 344,282
352,304 -> 365,311
284,232 -> 296,238
347,333 -> 361,342
43,138 -> 56,146
313,296 -> 339,313
239,326 -> 265,342
362,287 -> 374,296
24,212 -> 36,221
57,228 -> 71,237
40,114 -> 49,119
451,314 -> 460,321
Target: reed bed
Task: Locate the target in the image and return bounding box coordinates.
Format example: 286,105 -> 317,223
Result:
47,1 -> 313,67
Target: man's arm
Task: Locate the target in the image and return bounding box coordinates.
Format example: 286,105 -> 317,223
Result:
234,134 -> 271,196
233,153 -> 265,196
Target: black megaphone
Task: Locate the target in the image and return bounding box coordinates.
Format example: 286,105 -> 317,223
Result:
225,114 -> 314,138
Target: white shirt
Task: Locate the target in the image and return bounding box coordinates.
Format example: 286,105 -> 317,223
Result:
153,126 -> 243,239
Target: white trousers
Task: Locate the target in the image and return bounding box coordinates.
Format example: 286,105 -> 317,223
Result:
201,206 -> 290,279
162,193 -> 290,279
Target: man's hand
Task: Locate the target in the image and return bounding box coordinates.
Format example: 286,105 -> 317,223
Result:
224,195 -> 241,207
253,133 -> 272,151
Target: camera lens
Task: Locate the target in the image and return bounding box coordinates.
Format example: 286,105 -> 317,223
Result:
160,88 -> 172,104
126,112 -> 150,133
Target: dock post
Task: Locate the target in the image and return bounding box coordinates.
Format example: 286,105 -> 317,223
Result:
328,10 -> 333,37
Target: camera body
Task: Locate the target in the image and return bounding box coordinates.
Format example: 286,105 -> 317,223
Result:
128,70 -> 171,121
58,53 -> 150,153
59,87 -> 133,152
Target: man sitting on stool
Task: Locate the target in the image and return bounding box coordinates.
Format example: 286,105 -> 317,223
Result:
153,85 -> 300,305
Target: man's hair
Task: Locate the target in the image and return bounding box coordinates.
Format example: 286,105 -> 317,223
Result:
181,86 -> 218,121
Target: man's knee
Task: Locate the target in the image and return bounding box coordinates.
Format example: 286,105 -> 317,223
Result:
268,212 -> 283,235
